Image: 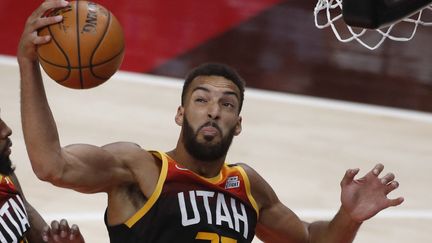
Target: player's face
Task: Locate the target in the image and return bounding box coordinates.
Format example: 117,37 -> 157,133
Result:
182,116 -> 237,161
177,75 -> 242,161
0,117 -> 13,164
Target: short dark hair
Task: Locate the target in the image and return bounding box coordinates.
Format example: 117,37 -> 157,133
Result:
181,63 -> 246,113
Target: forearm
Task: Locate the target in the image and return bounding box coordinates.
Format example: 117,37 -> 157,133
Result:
19,58 -> 64,180
10,173 -> 47,243
308,207 -> 362,243
25,202 -> 48,243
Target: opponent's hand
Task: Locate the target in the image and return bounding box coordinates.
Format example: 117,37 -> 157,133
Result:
340,163 -> 404,222
42,219 -> 85,243
17,0 -> 69,62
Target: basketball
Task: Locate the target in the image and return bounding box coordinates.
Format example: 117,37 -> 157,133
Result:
37,1 -> 125,89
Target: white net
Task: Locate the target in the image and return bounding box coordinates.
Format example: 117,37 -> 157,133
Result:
314,0 -> 432,50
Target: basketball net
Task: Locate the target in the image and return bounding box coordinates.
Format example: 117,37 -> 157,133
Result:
314,0 -> 432,50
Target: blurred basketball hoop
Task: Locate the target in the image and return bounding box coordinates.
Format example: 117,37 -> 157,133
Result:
314,0 -> 432,50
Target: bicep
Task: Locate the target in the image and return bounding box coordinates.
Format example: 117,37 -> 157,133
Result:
52,142 -> 141,193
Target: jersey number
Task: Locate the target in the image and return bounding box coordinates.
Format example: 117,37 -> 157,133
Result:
196,232 -> 237,243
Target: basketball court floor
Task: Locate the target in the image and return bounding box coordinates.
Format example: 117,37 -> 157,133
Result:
1,55 -> 431,242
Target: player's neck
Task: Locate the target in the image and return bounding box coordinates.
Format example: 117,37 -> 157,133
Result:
167,146 -> 225,178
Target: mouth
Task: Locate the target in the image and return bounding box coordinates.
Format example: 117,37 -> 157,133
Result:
1,139 -> 12,155
201,126 -> 219,136
199,122 -> 222,139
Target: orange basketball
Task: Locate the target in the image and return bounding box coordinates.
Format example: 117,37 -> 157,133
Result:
37,1 -> 125,89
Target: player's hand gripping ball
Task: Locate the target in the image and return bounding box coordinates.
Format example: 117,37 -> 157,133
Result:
37,1 -> 125,89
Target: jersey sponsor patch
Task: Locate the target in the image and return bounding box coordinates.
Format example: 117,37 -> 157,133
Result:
225,176 -> 240,189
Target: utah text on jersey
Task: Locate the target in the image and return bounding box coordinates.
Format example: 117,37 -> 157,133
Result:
178,190 -> 250,239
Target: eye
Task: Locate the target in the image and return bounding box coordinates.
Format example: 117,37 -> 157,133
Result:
222,102 -> 234,108
195,97 -> 207,103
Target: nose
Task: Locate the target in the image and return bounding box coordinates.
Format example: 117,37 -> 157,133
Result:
207,102 -> 221,120
0,123 -> 12,139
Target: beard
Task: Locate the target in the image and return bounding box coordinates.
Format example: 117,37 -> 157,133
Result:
0,142 -> 13,175
182,117 -> 236,161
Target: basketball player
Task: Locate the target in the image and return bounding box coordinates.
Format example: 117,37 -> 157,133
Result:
0,113 -> 85,242
18,1 -> 404,242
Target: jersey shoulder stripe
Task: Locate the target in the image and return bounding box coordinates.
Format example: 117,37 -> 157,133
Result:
124,151 -> 169,227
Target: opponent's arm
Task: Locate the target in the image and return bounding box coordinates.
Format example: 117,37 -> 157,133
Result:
10,172 -> 86,243
17,1 -> 144,193
242,163 -> 403,243
10,172 -> 46,243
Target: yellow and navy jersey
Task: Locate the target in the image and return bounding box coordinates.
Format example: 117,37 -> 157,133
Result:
106,151 -> 259,243
0,175 -> 30,243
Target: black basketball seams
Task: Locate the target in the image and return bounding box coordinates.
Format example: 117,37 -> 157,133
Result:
38,24 -> 72,82
37,48 -> 124,70
75,1 -> 85,88
39,48 -> 125,87
89,11 -> 112,80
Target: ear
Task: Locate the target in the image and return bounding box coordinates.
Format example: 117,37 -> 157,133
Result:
175,106 -> 184,126
234,116 -> 242,136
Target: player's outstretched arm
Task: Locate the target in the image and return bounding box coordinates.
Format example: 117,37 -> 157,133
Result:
243,163 -> 403,243
42,219 -> 85,243
18,0 -> 70,184
17,1 -> 142,193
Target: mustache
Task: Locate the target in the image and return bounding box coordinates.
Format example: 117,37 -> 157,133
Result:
0,138 -> 12,154
198,121 -> 222,134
